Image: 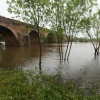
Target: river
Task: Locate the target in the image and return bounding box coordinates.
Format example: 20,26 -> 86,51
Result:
0,42 -> 100,89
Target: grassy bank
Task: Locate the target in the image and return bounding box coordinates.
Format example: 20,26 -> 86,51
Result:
0,68 -> 100,100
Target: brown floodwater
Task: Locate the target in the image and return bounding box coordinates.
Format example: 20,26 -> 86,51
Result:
0,42 -> 100,89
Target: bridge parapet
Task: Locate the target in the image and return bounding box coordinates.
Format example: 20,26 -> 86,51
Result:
0,15 -> 27,26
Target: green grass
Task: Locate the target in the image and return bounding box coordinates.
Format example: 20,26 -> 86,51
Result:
0,68 -> 100,100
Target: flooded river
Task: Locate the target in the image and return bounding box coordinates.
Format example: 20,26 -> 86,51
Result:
0,42 -> 100,88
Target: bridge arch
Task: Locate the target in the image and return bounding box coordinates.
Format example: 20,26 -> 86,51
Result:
0,25 -> 20,45
29,30 -> 39,44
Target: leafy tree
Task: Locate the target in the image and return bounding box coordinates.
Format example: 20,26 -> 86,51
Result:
7,0 -> 50,70
63,0 -> 98,60
90,11 -> 100,56
49,0 -> 96,60
79,7 -> 100,57
47,0 -> 65,60
7,0 -> 98,63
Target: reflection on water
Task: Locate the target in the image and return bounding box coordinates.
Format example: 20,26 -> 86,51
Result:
0,42 -> 100,88
0,44 -> 59,69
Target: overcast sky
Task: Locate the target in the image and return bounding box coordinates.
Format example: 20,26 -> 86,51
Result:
0,0 -> 12,18
0,0 -> 100,19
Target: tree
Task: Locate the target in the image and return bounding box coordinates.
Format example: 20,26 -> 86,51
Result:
7,0 -> 50,70
79,12 -> 100,56
63,0 -> 98,60
7,0 -> 98,64
91,13 -> 100,56
49,0 -> 96,61
72,0 -> 99,57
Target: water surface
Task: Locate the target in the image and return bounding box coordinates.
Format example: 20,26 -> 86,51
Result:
0,42 -> 100,88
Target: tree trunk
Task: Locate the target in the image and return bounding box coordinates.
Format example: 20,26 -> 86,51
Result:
67,37 -> 73,60
64,37 -> 70,61
37,25 -> 42,71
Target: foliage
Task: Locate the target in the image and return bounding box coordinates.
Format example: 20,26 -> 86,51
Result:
0,68 -> 100,100
40,27 -> 51,33
7,0 -> 49,27
79,7 -> 100,56
0,35 -> 4,41
7,0 -> 51,69
73,37 -> 88,42
6,0 -> 99,59
47,0 -> 97,60
46,32 -> 56,43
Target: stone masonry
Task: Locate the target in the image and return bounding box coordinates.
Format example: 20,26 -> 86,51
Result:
0,15 -> 48,46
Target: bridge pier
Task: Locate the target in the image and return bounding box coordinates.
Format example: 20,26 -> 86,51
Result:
18,32 -> 30,46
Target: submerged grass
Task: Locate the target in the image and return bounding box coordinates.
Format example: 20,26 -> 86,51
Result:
0,68 -> 100,100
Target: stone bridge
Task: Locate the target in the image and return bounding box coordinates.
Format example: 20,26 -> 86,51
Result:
0,15 -> 48,46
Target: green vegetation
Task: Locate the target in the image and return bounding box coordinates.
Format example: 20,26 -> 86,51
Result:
7,0 -> 98,61
0,68 -> 100,100
73,37 -> 89,42
46,32 -> 57,43
0,35 -> 4,41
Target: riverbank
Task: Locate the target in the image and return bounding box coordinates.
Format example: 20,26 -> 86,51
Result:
0,68 -> 100,100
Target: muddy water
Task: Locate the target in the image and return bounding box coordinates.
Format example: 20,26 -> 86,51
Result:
0,42 -> 100,88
